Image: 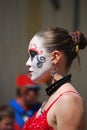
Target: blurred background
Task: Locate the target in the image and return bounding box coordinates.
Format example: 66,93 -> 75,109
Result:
0,0 -> 87,120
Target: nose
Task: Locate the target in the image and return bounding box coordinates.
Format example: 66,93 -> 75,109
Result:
26,57 -> 32,67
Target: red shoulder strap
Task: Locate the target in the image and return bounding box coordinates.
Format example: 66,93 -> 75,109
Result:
46,90 -> 80,112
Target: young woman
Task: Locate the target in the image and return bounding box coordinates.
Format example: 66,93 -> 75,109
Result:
23,27 -> 87,130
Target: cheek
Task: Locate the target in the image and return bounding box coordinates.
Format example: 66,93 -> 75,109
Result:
36,55 -> 46,68
36,55 -> 52,72
32,56 -> 38,68
31,55 -> 46,69
42,58 -> 52,72
31,54 -> 52,78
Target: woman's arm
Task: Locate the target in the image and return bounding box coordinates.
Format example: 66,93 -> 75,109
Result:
54,93 -> 86,130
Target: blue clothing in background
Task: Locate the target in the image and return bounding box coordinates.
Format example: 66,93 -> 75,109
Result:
9,100 -> 41,129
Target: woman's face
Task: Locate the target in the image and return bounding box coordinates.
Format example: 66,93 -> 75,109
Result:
26,36 -> 52,82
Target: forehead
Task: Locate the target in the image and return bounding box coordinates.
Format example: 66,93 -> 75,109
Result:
29,36 -> 44,49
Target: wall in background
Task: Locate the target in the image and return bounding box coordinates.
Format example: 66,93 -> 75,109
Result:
0,0 -> 28,103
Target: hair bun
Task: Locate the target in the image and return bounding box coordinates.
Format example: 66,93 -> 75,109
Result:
70,31 -> 87,50
79,32 -> 87,50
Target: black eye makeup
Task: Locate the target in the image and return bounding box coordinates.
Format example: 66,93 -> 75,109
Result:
29,50 -> 38,60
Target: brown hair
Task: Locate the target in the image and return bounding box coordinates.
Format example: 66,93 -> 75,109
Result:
36,27 -> 87,67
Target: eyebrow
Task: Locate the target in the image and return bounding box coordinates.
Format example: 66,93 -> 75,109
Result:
29,48 -> 38,54
29,48 -> 43,55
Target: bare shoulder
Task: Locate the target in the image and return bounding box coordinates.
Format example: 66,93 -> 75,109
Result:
54,92 -> 86,129
55,92 -> 85,115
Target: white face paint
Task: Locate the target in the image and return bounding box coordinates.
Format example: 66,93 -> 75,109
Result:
26,36 -> 52,82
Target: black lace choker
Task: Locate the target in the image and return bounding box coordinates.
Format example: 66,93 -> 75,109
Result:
45,74 -> 71,96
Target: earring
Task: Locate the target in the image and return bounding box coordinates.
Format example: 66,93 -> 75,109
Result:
50,62 -> 59,82
50,62 -> 57,76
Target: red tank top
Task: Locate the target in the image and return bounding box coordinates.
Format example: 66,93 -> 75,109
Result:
22,91 -> 79,130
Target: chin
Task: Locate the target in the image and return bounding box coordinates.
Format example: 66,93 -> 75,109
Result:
31,77 -> 41,83
30,76 -> 38,82
31,71 -> 50,83
31,76 -> 44,83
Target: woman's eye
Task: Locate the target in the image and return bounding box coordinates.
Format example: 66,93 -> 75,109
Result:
30,51 -> 37,60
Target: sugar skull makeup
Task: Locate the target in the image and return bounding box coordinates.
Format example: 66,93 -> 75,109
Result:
26,36 -> 52,81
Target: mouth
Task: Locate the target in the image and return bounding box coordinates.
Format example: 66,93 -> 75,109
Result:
28,70 -> 33,75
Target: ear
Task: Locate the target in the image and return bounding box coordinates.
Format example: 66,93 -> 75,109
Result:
51,50 -> 62,64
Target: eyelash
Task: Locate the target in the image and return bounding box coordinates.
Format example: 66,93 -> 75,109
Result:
29,51 -> 37,60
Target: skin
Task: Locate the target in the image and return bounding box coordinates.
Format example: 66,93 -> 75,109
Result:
26,36 -> 52,83
26,35 -> 86,130
16,88 -> 39,109
0,117 -> 14,130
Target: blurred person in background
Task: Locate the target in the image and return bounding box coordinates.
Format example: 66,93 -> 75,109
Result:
9,74 -> 41,129
0,105 -> 20,130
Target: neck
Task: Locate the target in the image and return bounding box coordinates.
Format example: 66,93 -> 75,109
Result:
46,63 -> 68,87
45,74 -> 71,96
16,97 -> 28,110
46,72 -> 68,87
